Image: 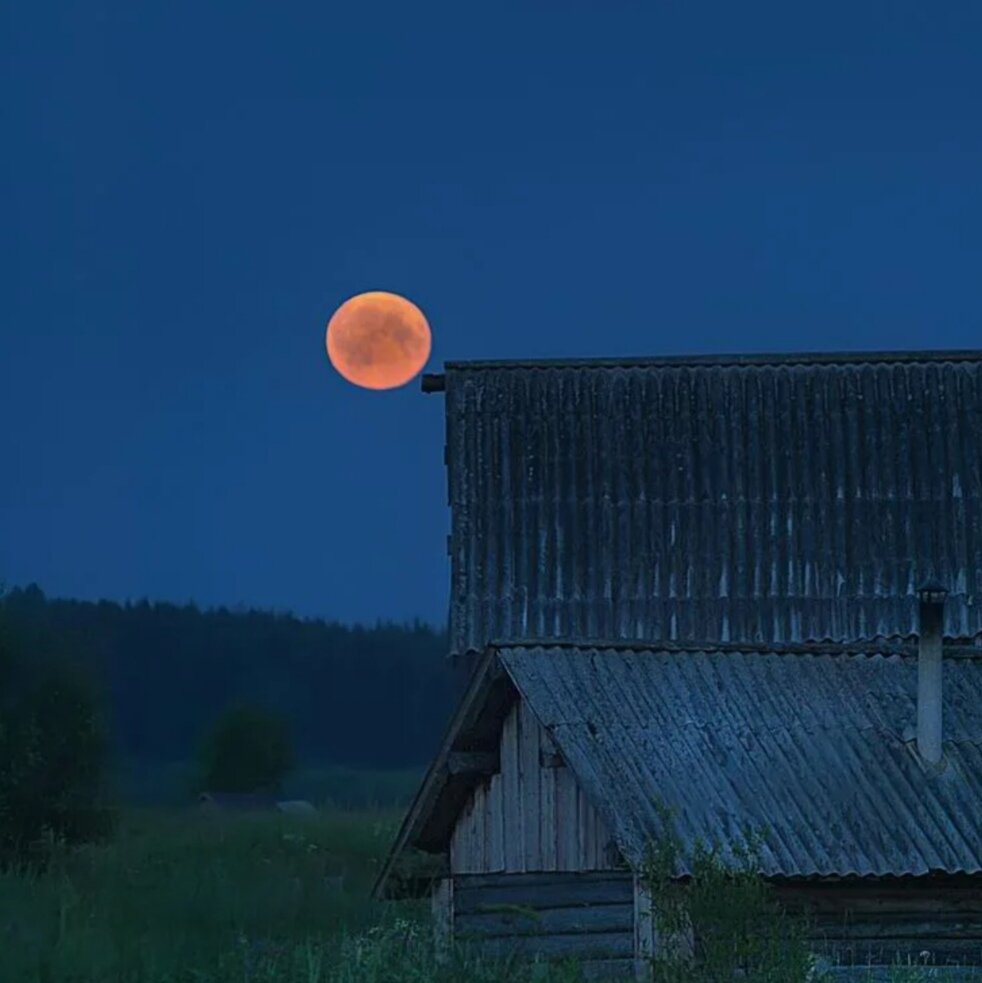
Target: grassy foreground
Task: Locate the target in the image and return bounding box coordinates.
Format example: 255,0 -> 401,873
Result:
1,806 -> 978,983
0,807 -> 592,983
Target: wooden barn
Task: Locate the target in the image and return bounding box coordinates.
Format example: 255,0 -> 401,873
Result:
375,350 -> 982,978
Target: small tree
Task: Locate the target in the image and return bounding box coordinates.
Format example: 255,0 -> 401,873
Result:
199,705 -> 294,794
640,805 -> 817,983
0,613 -> 114,868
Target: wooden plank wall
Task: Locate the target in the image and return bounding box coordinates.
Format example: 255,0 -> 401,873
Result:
450,700 -> 617,874
774,878 -> 982,969
454,871 -> 636,980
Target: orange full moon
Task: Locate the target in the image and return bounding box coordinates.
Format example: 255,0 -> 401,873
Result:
326,291 -> 432,390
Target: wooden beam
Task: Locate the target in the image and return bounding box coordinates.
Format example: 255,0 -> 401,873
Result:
447,751 -> 499,777
637,874 -> 694,976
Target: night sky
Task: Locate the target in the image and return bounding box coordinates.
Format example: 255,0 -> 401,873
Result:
3,2 -> 981,626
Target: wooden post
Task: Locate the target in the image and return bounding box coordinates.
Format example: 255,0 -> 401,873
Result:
635,872 -> 695,979
432,877 -> 453,963
634,873 -> 655,980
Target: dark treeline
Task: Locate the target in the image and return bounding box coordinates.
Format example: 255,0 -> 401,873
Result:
1,584 -> 456,773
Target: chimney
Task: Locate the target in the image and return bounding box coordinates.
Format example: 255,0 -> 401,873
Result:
917,583 -> 948,766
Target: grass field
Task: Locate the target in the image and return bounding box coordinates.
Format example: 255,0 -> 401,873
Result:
1,805 -> 978,983
0,806 -> 596,983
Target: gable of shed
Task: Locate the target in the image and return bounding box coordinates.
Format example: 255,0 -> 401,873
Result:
450,700 -> 620,875
372,648 -> 624,899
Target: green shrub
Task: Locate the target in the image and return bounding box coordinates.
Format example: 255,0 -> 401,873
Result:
639,813 -> 814,983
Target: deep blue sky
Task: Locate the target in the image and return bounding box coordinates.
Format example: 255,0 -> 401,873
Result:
3,2 -> 981,627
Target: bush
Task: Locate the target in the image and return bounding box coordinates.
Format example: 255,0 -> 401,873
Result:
199,705 -> 295,794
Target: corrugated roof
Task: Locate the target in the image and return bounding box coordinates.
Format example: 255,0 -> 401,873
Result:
499,642 -> 982,879
441,352 -> 982,655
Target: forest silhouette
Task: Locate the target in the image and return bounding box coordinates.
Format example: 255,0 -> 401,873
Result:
1,585 -> 455,788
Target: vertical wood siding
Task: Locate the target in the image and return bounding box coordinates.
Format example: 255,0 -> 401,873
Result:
450,699 -> 618,874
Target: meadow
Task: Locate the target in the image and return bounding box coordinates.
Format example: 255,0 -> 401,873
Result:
1,804 -> 979,983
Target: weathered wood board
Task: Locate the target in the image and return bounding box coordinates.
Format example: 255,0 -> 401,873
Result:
450,701 -> 618,874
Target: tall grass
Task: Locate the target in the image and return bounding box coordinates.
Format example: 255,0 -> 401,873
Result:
0,808 -> 593,982
0,807 -> 397,982
1,807 -> 978,982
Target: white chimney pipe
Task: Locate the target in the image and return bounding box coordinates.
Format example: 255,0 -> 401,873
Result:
917,584 -> 947,766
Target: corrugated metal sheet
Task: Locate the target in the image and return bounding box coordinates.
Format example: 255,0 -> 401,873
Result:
498,642 -> 982,878
442,353 -> 982,656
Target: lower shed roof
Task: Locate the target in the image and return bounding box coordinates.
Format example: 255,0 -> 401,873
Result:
374,640 -> 982,897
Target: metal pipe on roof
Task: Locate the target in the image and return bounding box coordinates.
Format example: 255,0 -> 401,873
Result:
917,584 -> 948,765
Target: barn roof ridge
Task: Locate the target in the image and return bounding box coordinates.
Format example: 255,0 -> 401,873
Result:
424,347 -> 982,382
483,636 -> 982,660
